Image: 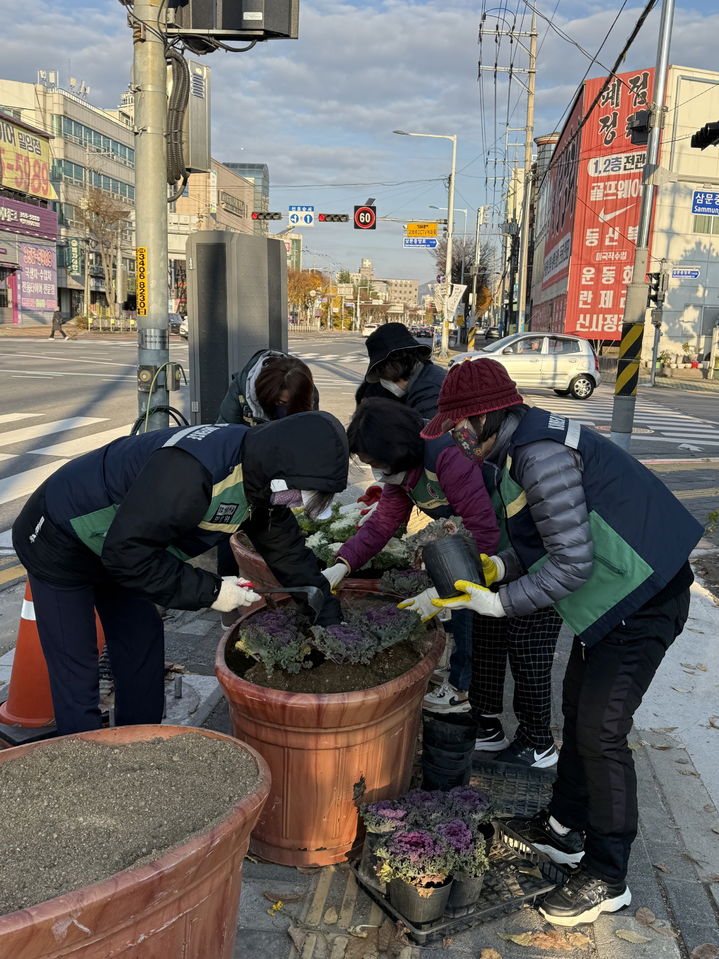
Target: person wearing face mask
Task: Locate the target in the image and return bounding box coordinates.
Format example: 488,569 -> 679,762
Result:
420,358 -> 701,927
12,413 -> 348,736
215,350 -> 320,606
217,350 -> 319,426
322,399 -> 499,713
362,323 -> 445,419
398,359 -> 563,767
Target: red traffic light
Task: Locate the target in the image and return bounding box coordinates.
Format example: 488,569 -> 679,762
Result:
251,211 -> 282,220
318,213 -> 349,222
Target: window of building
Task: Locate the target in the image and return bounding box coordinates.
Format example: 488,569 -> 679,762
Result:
52,115 -> 135,167
0,267 -> 10,308
693,214 -> 719,235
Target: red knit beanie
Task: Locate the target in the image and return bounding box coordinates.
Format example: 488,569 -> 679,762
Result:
421,358 -> 524,439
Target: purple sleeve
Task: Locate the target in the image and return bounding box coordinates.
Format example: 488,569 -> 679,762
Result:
436,446 -> 500,555
337,485 -> 413,571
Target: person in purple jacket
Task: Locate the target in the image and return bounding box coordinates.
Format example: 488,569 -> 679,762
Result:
322,398 -> 499,713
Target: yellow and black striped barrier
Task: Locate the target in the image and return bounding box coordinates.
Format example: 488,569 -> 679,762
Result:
614,321 -> 643,397
468,325 -> 476,351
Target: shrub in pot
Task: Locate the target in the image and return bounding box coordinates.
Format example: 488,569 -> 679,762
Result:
216,591 -> 444,867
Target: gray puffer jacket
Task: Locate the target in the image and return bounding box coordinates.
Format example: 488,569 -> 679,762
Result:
485,409 -> 593,618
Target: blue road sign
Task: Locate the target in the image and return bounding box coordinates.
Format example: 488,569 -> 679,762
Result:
403,237 -> 438,249
672,267 -> 701,279
691,191 -> 719,215
288,204 -> 315,227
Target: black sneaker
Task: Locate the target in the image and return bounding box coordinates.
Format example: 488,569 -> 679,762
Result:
540,867 -> 631,926
495,740 -> 558,769
474,714 -> 510,752
504,810 -> 584,866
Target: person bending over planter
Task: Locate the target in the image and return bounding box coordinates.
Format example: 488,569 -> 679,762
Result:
322,398 -> 499,714
421,357 -> 701,926
214,349 -> 320,607
361,323 -> 445,419
12,412 -> 348,736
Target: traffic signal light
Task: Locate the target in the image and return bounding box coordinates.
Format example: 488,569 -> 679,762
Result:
318,213 -> 349,222
251,211 -> 282,220
627,109 -> 651,146
646,272 -> 667,308
691,121 -> 719,150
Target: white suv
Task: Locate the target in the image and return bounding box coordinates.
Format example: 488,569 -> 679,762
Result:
450,333 -> 600,399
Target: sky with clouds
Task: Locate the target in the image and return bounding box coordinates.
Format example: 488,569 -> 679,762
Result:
2,0 -> 718,283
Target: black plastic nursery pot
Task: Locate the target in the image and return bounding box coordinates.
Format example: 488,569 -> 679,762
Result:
422,535 -> 483,598
387,878 -> 453,926
447,873 -> 485,912
422,711 -> 476,790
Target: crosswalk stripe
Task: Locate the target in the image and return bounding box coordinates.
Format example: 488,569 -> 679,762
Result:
29,424 -> 133,457
0,461 -> 69,506
0,417 -> 106,449
0,414 -> 44,425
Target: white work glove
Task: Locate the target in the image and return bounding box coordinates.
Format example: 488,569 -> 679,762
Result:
322,561 -> 350,592
211,577 -> 260,613
397,587 -> 441,623
357,502 -> 379,527
431,580 -> 506,619
480,554 -> 506,587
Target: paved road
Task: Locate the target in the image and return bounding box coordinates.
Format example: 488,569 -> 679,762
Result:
1,333 -> 718,580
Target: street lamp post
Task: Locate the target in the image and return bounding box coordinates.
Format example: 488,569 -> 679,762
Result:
394,130 -> 457,356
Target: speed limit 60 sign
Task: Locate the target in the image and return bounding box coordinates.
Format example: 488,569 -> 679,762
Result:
354,205 -> 376,230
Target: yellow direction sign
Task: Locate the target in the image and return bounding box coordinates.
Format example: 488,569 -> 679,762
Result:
136,247 -> 148,316
406,222 -> 438,238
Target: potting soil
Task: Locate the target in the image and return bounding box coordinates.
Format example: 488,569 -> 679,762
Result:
0,733 -> 261,916
243,634 -> 431,693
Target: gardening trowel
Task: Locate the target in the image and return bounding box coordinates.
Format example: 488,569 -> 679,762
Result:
240,582 -> 326,622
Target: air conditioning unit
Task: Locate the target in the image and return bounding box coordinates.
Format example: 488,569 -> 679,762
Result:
167,0 -> 299,51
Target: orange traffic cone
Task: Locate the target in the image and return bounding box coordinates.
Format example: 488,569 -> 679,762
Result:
0,582 -> 54,727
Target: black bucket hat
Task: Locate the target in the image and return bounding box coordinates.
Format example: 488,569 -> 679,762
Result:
365,323 -> 431,382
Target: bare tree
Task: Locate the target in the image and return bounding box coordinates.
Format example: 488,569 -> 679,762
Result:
76,187 -> 129,316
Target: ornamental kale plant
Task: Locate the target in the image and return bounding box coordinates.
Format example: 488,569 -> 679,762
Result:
236,600 -> 424,678
451,837 -> 490,878
348,603 -> 422,651
403,516 -> 475,569
375,828 -> 455,886
310,623 -> 379,666
360,800 -> 408,834
446,785 -> 493,824
234,609 -> 311,678
379,568 -> 432,597
402,789 -> 451,825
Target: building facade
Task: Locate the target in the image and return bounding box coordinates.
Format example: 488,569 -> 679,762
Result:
223,162 -> 269,234
0,75 -> 136,319
0,111 -> 58,325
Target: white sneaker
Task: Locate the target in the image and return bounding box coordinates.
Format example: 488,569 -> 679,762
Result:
429,667 -> 450,687
423,681 -> 471,714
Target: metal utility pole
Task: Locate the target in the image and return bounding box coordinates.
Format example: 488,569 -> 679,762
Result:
469,206 -> 484,348
132,0 -> 170,429
610,0 -> 674,449
517,15 -> 537,333
442,136 -> 457,357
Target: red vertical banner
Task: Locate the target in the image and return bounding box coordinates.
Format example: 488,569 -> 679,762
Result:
565,68 -> 655,341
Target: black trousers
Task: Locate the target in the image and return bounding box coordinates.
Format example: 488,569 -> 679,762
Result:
469,607 -> 563,749
550,586 -> 691,884
29,573 -> 165,735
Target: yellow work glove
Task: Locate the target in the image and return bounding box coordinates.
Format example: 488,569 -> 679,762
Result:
431,580 -> 506,618
480,554 -> 506,587
398,587 -> 441,623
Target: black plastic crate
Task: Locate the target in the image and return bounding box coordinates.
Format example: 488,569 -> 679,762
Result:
471,759 -> 555,818
352,820 -> 567,946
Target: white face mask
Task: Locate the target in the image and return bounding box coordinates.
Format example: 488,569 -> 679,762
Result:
371,467 -> 406,486
379,378 -> 407,398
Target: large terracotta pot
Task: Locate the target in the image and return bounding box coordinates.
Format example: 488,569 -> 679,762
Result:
0,725 -> 270,959
230,532 -> 382,592
215,593 -> 444,867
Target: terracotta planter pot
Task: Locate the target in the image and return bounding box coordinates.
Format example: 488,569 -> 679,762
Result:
229,533 -> 382,592
216,593 -> 444,867
0,725 -> 270,959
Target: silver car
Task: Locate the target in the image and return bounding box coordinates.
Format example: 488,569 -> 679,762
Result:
450,332 -> 600,399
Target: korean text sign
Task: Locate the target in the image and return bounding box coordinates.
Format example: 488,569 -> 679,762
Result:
0,115 -> 57,202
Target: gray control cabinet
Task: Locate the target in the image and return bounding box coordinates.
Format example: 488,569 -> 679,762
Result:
186,231 -> 288,425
